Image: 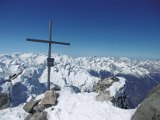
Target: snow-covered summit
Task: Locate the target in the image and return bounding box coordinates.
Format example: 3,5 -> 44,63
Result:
0,53 -> 159,102
0,53 -> 160,120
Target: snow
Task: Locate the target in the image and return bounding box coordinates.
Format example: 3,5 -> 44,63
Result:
19,53 -> 34,60
34,55 -> 46,65
0,105 -> 27,120
107,77 -> 126,97
0,67 -> 3,72
9,65 -> 20,75
35,93 -> 45,101
0,53 -> 160,120
74,56 -> 152,78
0,88 -> 136,120
46,87 -> 136,120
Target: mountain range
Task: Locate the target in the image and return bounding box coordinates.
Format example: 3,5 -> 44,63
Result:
0,53 -> 160,119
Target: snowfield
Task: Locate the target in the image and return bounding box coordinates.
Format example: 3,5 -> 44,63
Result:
0,88 -> 136,120
0,105 -> 27,120
0,53 -> 160,120
46,88 -> 136,120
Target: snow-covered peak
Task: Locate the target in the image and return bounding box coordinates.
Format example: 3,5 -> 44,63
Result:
0,53 -> 160,93
0,53 -> 159,80
74,56 -> 159,78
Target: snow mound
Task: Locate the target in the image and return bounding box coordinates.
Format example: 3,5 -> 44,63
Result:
46,88 -> 135,120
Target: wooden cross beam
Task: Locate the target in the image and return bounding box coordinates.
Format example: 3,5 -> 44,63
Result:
26,19 -> 70,90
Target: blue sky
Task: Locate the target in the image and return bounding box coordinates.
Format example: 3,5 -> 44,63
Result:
0,0 -> 160,59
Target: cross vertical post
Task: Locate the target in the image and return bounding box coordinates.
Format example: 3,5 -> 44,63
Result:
47,20 -> 52,90
26,19 -> 70,90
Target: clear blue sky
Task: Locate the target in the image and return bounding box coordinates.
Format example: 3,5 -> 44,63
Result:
0,0 -> 160,59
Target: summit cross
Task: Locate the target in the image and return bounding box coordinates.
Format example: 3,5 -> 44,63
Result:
26,19 -> 70,90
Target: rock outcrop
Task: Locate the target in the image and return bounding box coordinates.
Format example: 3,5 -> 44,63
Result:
40,90 -> 58,107
24,111 -> 47,120
93,77 -> 119,92
24,89 -> 59,120
96,91 -> 112,101
131,84 -> 160,120
23,99 -> 40,113
93,77 -> 128,109
93,77 -> 119,102
0,92 -> 10,110
112,88 -> 128,109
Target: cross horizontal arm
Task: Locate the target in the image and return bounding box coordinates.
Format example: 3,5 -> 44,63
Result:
26,38 -> 70,46
52,41 -> 70,46
26,38 -> 50,43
